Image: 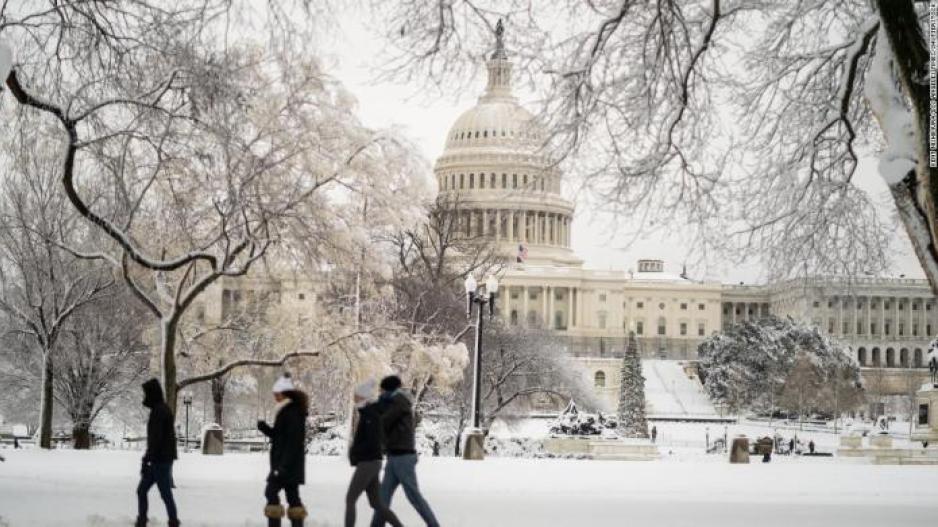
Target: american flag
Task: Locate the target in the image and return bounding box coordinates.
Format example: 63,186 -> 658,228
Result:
516,243 -> 528,263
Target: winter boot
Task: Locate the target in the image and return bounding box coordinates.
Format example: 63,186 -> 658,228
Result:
168,520 -> 181,527
287,505 -> 308,527
265,504 -> 285,527
134,518 -> 147,527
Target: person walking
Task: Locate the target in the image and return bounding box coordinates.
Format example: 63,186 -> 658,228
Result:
370,375 -> 439,527
258,373 -> 309,527
135,378 -> 179,527
346,380 -> 404,527
808,440 -> 815,454
651,425 -> 657,444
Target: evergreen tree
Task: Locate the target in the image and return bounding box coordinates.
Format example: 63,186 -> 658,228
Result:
617,331 -> 649,439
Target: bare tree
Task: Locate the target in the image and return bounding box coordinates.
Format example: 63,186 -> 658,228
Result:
779,352 -> 824,430
370,1 -> 935,290
429,321 -> 599,454
0,125 -> 111,448
386,193 -> 505,342
53,291 -> 149,448
1,2 -> 422,413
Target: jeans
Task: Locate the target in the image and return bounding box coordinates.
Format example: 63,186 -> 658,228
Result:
370,454 -> 439,527
137,461 -> 178,521
346,460 -> 402,527
265,479 -> 303,508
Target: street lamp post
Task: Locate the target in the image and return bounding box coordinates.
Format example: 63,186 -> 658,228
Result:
462,274 -> 498,460
182,393 -> 193,453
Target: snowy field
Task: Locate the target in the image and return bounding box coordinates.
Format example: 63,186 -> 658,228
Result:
1,449 -> 937,527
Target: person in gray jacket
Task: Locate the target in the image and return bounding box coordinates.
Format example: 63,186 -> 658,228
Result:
369,375 -> 439,527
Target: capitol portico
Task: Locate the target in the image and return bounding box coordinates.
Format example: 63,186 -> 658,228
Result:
434,27 -> 933,399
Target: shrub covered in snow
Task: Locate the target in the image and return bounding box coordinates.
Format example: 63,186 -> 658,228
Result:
697,316 -> 860,414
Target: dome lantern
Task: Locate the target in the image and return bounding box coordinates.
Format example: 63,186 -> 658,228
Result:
482,18 -> 513,102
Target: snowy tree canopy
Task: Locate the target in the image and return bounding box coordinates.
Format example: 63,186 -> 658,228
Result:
369,1 -> 936,291
698,316 -> 860,413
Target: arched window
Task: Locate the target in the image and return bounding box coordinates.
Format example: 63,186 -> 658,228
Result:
857,347 -> 867,366
871,347 -> 881,367
594,371 -> 606,388
886,348 -> 895,368
657,317 -> 666,336
510,310 -> 518,326
914,348 -> 924,368
900,348 -> 910,368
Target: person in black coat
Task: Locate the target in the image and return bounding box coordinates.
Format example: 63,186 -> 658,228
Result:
345,380 -> 403,527
370,375 -> 439,527
136,378 -> 179,527
258,373 -> 309,527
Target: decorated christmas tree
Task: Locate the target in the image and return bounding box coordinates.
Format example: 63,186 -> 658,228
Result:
617,331 -> 649,438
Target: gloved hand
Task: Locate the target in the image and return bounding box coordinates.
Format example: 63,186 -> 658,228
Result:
257,420 -> 272,435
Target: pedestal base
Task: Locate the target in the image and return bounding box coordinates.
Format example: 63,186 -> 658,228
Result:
729,436 -> 750,464
462,429 -> 485,460
202,427 -> 224,455
912,383 -> 938,444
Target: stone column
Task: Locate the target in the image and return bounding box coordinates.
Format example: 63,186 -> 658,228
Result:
892,297 -> 905,338
522,211 -> 528,243
879,297 -> 886,337
562,217 -> 567,247
539,213 -> 545,245
495,209 -> 501,241
504,285 -> 511,323
548,286 -> 556,329
522,286 -> 529,327
508,211 -> 515,241
909,297 -> 915,339
909,298 -> 931,338
542,286 -> 549,328
549,215 -> 554,245
548,214 -> 554,245
863,296 -> 873,338
482,209 -> 488,237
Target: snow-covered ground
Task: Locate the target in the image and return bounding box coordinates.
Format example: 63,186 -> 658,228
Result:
643,360 -> 718,418
1,449 -> 936,526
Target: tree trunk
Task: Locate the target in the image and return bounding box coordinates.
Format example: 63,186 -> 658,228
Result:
72,422 -> 91,449
38,350 -> 54,449
875,1 -> 938,295
211,376 -> 225,426
161,317 -> 179,417
71,397 -> 96,450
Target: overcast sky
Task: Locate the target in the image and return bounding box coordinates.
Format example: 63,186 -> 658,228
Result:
316,10 -> 925,284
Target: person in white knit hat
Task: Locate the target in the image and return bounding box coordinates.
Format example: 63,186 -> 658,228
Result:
344,379 -> 403,527
257,373 -> 309,527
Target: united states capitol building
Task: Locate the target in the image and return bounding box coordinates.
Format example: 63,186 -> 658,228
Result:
435,32 -> 933,400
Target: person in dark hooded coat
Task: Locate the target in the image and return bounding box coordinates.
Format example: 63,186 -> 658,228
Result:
258,373 -> 309,527
136,378 -> 179,527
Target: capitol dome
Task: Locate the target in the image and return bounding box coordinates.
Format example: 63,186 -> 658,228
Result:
434,24 -> 581,268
